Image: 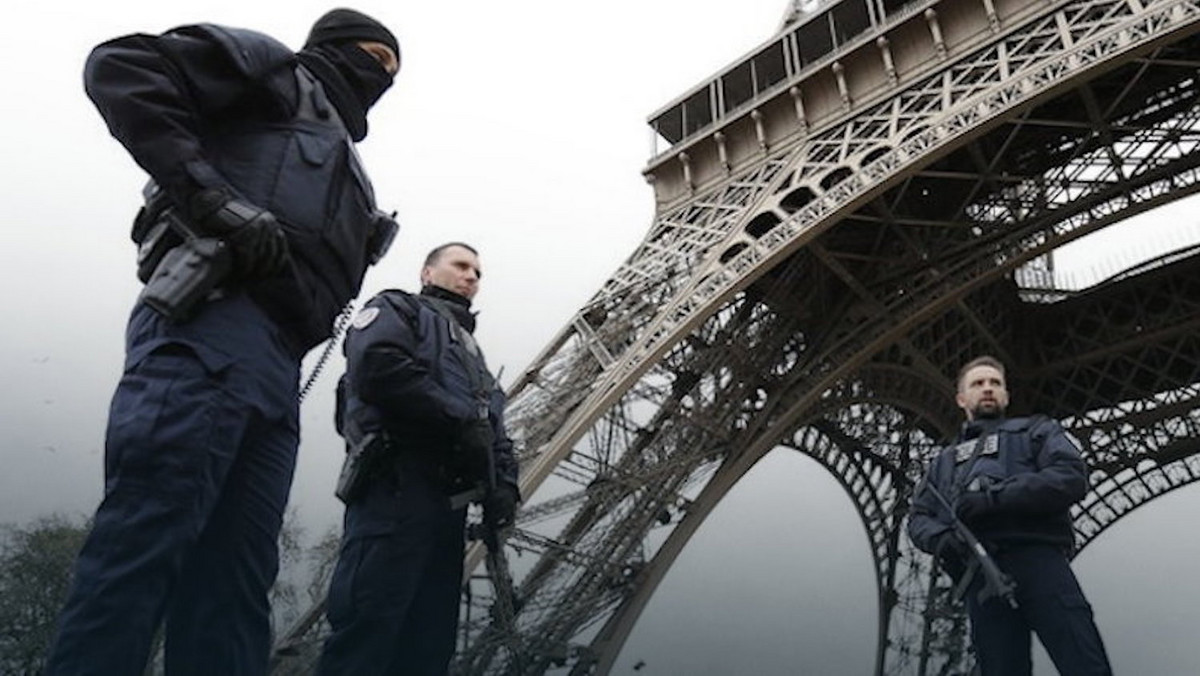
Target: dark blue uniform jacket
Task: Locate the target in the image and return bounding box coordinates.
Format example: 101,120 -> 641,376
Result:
340,289 -> 519,498
909,416 -> 1087,554
84,24 -> 384,354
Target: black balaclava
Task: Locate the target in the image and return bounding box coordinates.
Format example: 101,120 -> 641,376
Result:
297,8 -> 399,141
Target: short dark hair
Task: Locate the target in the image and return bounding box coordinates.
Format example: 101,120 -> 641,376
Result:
956,355 -> 1005,390
423,242 -> 478,267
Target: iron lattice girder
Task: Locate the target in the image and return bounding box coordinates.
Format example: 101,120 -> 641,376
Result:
542,250 -> 1200,676
1070,388 -> 1200,551
828,74 -> 1200,305
458,246 -> 1200,675
502,0 -> 1200,508
456,293 -> 824,673
1020,257 -> 1200,414
272,0 -> 1200,673
797,409 -> 970,676
449,3 -> 1200,674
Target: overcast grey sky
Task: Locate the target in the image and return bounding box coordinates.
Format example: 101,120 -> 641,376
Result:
2,1 -> 1198,673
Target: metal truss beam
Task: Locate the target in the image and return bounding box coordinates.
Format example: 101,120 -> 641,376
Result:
272,0 -> 1200,673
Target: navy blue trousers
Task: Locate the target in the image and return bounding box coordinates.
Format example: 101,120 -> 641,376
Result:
318,469 -> 466,676
967,544 -> 1112,676
44,295 -> 300,676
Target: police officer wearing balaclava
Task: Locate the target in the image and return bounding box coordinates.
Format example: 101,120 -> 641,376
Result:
45,9 -> 400,675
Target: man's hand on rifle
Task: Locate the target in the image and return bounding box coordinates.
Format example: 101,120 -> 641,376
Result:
484,483 -> 519,531
933,530 -> 969,563
955,477 -> 1004,524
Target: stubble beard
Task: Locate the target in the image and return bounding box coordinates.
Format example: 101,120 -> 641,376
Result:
973,400 -> 1004,419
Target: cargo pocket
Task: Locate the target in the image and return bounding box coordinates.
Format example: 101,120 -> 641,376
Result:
105,339 -> 236,496
1057,590 -> 1094,616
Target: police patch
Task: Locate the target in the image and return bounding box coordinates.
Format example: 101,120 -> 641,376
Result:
351,307 -> 380,330
981,435 -> 999,457
953,441 -> 975,463
953,434 -> 998,463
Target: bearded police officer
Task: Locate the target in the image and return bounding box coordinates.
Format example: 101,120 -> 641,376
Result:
908,356 -> 1112,675
318,242 -> 520,675
45,9 -> 400,675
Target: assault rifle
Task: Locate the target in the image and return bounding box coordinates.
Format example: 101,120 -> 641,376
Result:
457,481 -> 525,671
924,481 -> 1019,609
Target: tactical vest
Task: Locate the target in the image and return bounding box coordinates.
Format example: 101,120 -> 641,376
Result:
153,24 -> 389,355
946,416 -> 1078,551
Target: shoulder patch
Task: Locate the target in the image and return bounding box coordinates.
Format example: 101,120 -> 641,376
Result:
351,307 -> 380,330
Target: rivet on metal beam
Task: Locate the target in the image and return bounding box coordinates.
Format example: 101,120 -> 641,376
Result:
925,9 -> 947,59
751,110 -> 769,153
876,36 -> 897,85
714,131 -> 731,173
832,62 -> 851,109
789,86 -> 808,135
980,0 -> 1000,32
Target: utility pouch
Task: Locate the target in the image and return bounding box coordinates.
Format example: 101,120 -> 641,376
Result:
335,432 -> 386,504
131,183 -> 171,243
140,237 -> 233,323
366,209 -> 399,265
449,417 -> 493,485
132,185 -> 184,283
136,219 -> 184,283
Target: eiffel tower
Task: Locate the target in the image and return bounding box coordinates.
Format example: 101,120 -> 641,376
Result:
272,0 -> 1200,672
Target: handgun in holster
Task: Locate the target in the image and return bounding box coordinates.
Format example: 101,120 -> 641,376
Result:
335,430 -> 389,504
131,182 -> 232,323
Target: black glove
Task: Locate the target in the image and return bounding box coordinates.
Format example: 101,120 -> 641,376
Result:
188,188 -> 289,278
452,418 -> 493,481
955,484 -> 1002,524
932,530 -> 968,563
484,483 -> 519,531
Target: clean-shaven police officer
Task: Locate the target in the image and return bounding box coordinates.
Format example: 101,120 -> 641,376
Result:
319,242 -> 520,675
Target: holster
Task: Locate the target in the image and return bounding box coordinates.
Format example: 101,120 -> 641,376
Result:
140,237 -> 232,322
132,185 -> 182,283
132,182 -> 232,323
335,431 -> 388,504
